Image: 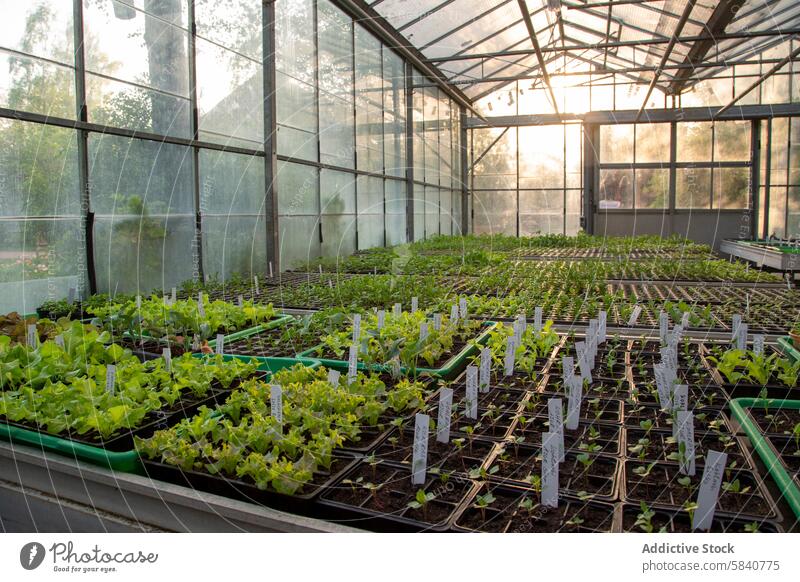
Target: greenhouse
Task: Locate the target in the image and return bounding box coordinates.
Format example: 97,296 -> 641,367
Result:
1,0 -> 800,539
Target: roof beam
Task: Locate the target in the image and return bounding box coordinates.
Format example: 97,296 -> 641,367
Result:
634,0 -> 697,121
517,0 -> 560,114
669,0 -> 747,95
565,0 -> 669,8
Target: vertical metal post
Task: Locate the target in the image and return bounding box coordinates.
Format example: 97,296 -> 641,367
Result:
405,61 -> 414,242
582,124 -> 596,234
516,120 -> 520,238
669,121 -> 677,236
763,118 -> 772,238
73,0 -> 97,296
750,119 -> 761,240
352,20 -> 359,250
460,106 -> 469,235
188,0 -> 204,283
263,0 -> 280,271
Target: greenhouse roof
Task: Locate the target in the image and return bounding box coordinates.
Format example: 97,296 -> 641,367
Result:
365,0 -> 800,105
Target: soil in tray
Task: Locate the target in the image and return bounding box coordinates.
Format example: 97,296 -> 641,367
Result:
766,435 -> 800,485
512,419 -> 621,456
490,371 -> 545,391
623,404 -> 731,433
321,463 -> 472,530
452,385 -> 528,411
547,378 -> 629,400
453,484 -> 615,533
371,429 -> 496,476
629,365 -> 715,386
747,407 -> 800,436
524,395 -> 622,424
623,461 -> 775,519
619,505 -> 781,533
629,339 -> 702,357
625,428 -> 750,468
431,408 -> 516,440
488,443 -> 619,500
629,383 -> 727,409
224,327 -> 320,358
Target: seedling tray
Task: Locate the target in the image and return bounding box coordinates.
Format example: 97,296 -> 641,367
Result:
299,321 -> 500,380
191,353 -> 321,378
617,503 -> 783,533
623,428 -> 755,469
728,398 -> 800,520
778,336 -> 800,363
0,422 -> 142,473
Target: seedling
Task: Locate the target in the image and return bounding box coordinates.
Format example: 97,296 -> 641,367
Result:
575,452 -> 594,477
634,501 -> 662,533
628,437 -> 651,460
722,479 -> 751,495
364,453 -> 382,478
469,465 -> 499,480
565,515 -> 585,527
743,522 -> 760,533
677,476 -> 696,498
406,489 -> 437,521
632,461 -> 658,478
472,491 -> 497,522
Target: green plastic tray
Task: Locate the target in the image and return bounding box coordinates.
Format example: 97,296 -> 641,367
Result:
778,336 -> 800,363
191,353 -> 321,377
0,422 -> 143,473
299,321 -> 500,380
729,398 -> 800,519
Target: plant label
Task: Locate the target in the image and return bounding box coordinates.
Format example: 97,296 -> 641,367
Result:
449,304 -> 459,325
672,384 -> 688,413
419,321 -> 429,342
270,384 -> 283,425
672,325 -> 684,345
503,336 -> 516,376
347,345 -> 358,385
753,335 -> 765,356
254,275 -> 260,295
659,311 -> 668,343
215,334 -> 224,355
328,279 -> 333,289
67,287 -> 76,304
432,313 -> 442,331
411,296 -> 418,313
171,287 -> 177,303
198,294 -> 206,317
731,314 -> 742,343
192,334 -> 200,351
411,413 -> 430,485
628,305 -> 642,326
736,322 -> 748,351
692,450 -> 728,531
163,295 -> 170,306
319,265 -> 323,276
575,342 -> 591,384
681,311 -> 690,328
268,262 -> 273,278
436,388 -> 453,444
548,398 -> 565,462
394,303 -> 402,317
654,364 -> 671,410
541,432 -> 559,508
598,310 -> 607,343
479,348 -> 491,393
377,310 -> 386,330
513,319 -> 522,345
534,306 -> 543,332
54,334 -> 65,349
105,364 -> 116,395
517,313 -> 527,336
26,324 -> 38,348
562,356 -> 575,386
237,295 -> 244,308
465,366 -> 479,419
352,313 -> 362,344
327,369 -> 340,387
566,376 -> 582,430
135,295 -> 142,309
459,297 -> 468,319
162,348 -> 172,373
675,411 -> 696,477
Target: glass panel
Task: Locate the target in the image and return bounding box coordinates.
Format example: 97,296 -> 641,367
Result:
199,150 -> 265,214
358,214 -> 384,249
788,186 -> 800,237
472,191 -> 516,235
472,127 -> 516,189
636,169 -> 669,209
767,186 -> 787,237
677,122 -> 712,162
635,123 -> 670,164
321,214 -> 356,258
519,125 -> 564,189
195,0 -> 261,61
599,169 -> 633,209
439,188 -> 451,235
277,72 -> 318,161
277,162 -> 319,216
279,215 -> 321,268
321,170 -> 356,215
713,167 -> 749,210
355,27 -> 384,174
357,175 -> 383,216
676,168 -> 712,209
600,125 -> 633,163
423,88 -> 439,184
202,215 -> 266,280
424,186 -> 439,238
714,121 -> 750,162
0,52 -> 76,119
1,1 -> 75,64
276,0 -> 315,85
383,49 -> 406,179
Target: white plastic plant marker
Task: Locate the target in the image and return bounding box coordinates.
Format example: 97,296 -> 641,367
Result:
548,398 -> 565,462
541,432 -> 560,508
319,265 -> 323,276
68,287 -> 76,304
171,287 -> 177,303
352,313 -> 361,344
268,263 -> 273,278
254,275 -> 260,295
327,369 -> 341,387
26,324 -> 38,348
465,365 -> 479,419
654,364 -> 671,410
411,413 -> 430,485
197,293 -> 206,317
163,295 -> 170,306
433,313 -> 442,331
270,384 -> 283,424
731,314 -> 742,343
436,388 -> 454,444
54,335 -> 65,349
534,306 -> 543,332
681,311 -> 690,328
736,323 -> 748,351
328,279 -> 333,289
675,411 -> 696,477
237,295 -> 244,308
659,311 -> 668,343
105,364 -> 116,395
598,310 -> 607,343
562,356 -> 575,383
411,296 -> 418,313
518,313 -> 527,336
347,344 -> 358,385
377,310 -> 386,330
575,342 -> 591,384
459,297 -> 467,319
566,376 -> 582,430
419,321 -> 429,342
215,334 -> 224,355
449,304 -> 459,325
513,319 -> 522,345
192,334 -> 200,351
394,303 -> 402,317
692,450 -> 728,531
503,336 -> 516,376
628,305 -> 642,326
672,384 -> 688,413
753,334 -> 765,356
479,348 -> 491,393
162,348 -> 172,373
135,295 -> 142,309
